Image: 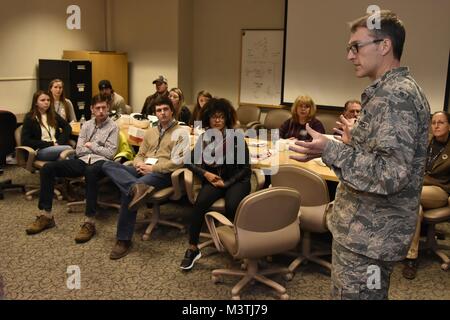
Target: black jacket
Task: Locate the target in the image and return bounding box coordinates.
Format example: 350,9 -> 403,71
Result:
185,130 -> 251,188
21,112 -> 72,150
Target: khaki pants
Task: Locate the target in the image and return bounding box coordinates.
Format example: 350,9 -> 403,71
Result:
406,185 -> 448,259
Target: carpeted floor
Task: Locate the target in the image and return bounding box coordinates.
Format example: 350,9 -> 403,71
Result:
0,164 -> 449,300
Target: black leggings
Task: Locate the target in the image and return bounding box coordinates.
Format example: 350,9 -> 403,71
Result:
189,180 -> 251,245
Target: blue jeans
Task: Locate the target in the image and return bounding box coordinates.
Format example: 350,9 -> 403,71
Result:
36,145 -> 73,161
102,161 -> 172,240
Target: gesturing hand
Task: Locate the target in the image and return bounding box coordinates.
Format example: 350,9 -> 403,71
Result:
289,124 -> 329,162
333,115 -> 354,144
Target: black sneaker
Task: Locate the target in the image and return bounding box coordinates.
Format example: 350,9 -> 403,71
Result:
180,248 -> 201,270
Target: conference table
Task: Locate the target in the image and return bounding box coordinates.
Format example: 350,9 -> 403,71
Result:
70,122 -> 338,182
247,139 -> 338,182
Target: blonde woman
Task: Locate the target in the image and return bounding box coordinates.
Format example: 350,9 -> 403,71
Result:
168,87 -> 191,124
279,95 -> 325,141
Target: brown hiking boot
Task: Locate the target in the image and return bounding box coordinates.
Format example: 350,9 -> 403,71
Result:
75,222 -> 96,243
109,240 -> 132,260
128,184 -> 154,211
26,215 -> 55,235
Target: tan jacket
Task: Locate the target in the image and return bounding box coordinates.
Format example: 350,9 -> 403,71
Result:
133,122 -> 184,173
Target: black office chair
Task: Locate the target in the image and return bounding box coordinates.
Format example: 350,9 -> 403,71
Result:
0,110 -> 25,199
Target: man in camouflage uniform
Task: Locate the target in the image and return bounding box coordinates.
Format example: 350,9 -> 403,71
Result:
290,10 -> 430,299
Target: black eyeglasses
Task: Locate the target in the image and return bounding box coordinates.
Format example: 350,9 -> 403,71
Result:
346,39 -> 383,54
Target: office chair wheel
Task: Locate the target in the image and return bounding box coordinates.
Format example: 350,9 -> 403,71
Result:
283,273 -> 294,281
441,263 -> 449,271
280,293 -> 289,300
232,295 -> 241,300
25,195 -> 33,201
266,256 -> 273,262
212,275 -> 223,284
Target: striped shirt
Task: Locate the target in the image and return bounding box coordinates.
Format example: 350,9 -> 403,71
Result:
75,117 -> 119,164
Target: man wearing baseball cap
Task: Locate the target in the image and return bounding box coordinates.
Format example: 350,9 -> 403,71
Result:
141,75 -> 169,116
98,80 -> 127,114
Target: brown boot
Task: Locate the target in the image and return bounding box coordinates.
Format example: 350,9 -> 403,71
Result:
402,258 -> 418,280
109,240 -> 132,260
74,222 -> 96,243
128,184 -> 154,211
26,215 -> 55,235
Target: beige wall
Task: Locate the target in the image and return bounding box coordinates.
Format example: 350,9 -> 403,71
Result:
109,0 -> 179,112
178,0 -> 194,105
191,0 -> 285,108
0,0 -> 106,114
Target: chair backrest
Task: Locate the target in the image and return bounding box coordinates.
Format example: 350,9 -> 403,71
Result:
315,111 -> 340,134
236,106 -> 261,126
15,125 -> 22,148
233,187 -> 301,259
271,164 -> 329,206
0,110 -> 18,164
271,164 -> 330,233
263,109 -> 291,130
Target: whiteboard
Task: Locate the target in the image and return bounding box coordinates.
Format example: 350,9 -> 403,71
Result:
239,30 -> 283,106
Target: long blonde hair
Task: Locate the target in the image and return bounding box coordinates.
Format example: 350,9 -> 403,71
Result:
291,95 -> 316,123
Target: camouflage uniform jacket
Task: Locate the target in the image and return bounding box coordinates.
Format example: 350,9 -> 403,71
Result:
322,67 -> 430,261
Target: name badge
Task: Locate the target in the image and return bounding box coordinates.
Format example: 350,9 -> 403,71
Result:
145,158 -> 159,165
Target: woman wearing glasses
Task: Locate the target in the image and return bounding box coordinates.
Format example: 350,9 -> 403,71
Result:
279,95 -> 325,141
180,98 -> 252,271
403,111 -> 450,279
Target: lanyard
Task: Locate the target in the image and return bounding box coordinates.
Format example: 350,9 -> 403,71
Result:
37,115 -> 54,141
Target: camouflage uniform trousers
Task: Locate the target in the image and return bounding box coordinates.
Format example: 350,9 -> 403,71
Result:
331,241 -> 395,300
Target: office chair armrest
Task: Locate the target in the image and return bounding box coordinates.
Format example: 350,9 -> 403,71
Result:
184,169 -> 196,204
205,211 -> 233,252
59,149 -> 76,160
247,121 -> 263,130
245,121 -> 261,129
170,168 -> 186,201
252,168 -> 265,191
15,146 -> 37,172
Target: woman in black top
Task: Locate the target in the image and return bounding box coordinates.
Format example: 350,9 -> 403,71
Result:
168,87 -> 191,125
180,98 -> 252,270
21,90 -> 72,161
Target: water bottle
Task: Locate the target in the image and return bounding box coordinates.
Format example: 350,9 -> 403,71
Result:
80,114 -> 86,128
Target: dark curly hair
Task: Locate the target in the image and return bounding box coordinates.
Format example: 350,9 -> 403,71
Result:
200,98 -> 237,129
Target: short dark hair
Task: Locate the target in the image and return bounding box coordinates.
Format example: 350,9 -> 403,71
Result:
152,96 -> 175,113
91,94 -> 109,107
344,99 -> 361,111
201,98 -> 237,129
350,10 -> 405,60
